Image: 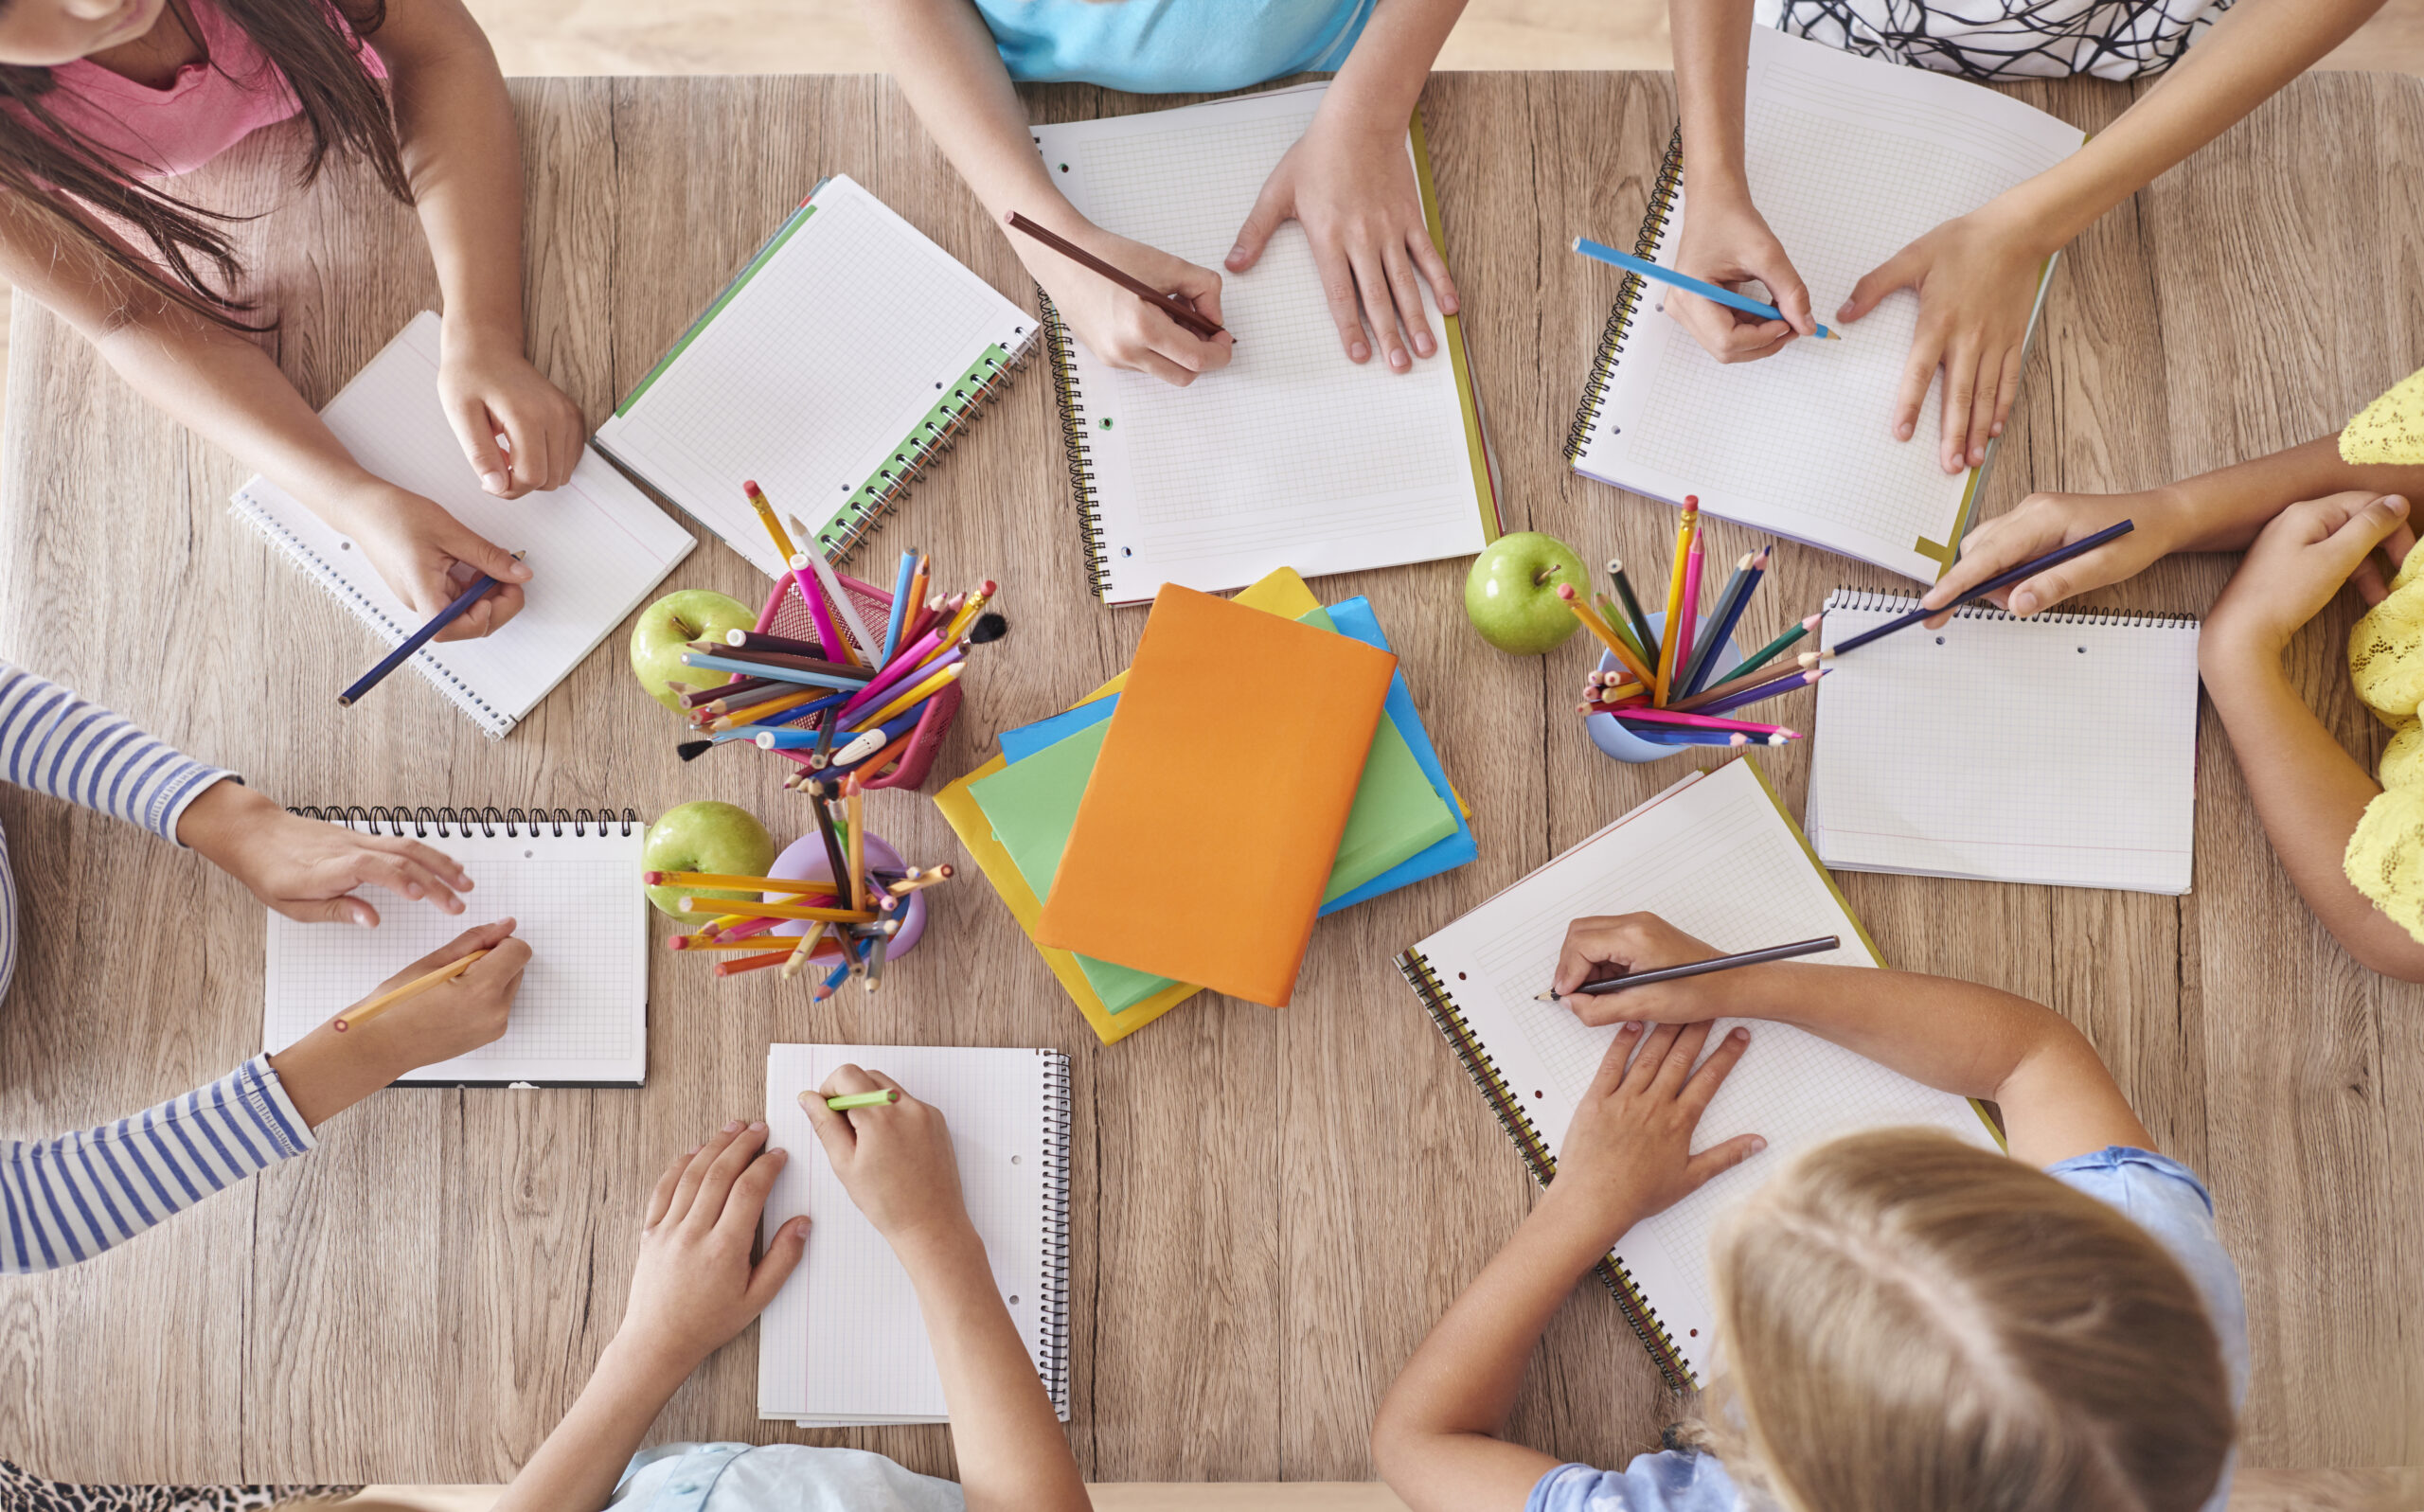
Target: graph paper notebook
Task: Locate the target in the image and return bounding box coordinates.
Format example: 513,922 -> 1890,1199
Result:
261,808 -> 649,1086
1397,758 -> 1998,1390
595,174 -> 1040,573
1565,26 -> 2085,582
1031,84 -> 1500,604
760,1043 -> 1072,1426
1805,590 -> 2201,893
231,313 -> 696,738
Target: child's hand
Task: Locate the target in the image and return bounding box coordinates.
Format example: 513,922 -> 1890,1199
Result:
799,1066 -> 973,1255
1664,190 -> 1814,363
1017,216 -> 1234,388
338,481 -> 534,641
613,1122 -> 810,1381
1226,105 -> 1458,373
267,921 -> 528,1127
2205,491 -> 2413,663
1542,1021 -> 1764,1247
1551,912 -> 1737,1026
177,782 -> 473,926
1920,486 -> 2181,625
437,323 -> 587,498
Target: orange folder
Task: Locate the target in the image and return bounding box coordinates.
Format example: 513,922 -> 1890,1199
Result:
1034,584 -> 1397,1007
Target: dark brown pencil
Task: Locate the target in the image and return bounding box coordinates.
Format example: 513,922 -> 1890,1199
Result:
686,642 -> 868,681
725,629 -> 842,660
1005,211 -> 1229,343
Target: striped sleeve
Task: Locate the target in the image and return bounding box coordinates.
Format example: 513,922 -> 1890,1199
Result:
0,1056 -> 314,1273
0,661 -> 237,842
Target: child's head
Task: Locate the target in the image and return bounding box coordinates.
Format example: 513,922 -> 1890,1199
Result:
1702,1130 -> 2233,1512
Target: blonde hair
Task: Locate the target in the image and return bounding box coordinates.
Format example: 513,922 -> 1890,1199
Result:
1697,1130 -> 2234,1512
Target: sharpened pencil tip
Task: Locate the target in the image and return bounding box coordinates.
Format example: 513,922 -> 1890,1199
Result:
1533,990 -> 1561,1002
676,741 -> 712,761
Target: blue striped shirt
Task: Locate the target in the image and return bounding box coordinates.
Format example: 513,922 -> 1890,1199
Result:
0,660 -> 314,1273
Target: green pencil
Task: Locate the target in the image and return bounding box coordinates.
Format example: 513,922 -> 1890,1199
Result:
1594,594 -> 1649,664
1606,559 -> 1660,660
824,1089 -> 900,1111
1710,614 -> 1821,689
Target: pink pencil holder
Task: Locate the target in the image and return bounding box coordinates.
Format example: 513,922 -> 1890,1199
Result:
756,573 -> 960,792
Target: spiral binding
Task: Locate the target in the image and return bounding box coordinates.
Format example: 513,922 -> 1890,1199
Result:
1038,290 -> 1112,599
1036,1047 -> 1074,1417
1398,949 -> 1696,1393
285,805 -> 644,839
1820,588 -> 2198,631
1564,127 -> 1685,463
818,335 -> 1042,567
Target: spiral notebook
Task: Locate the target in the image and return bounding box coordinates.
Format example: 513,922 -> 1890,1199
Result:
759,1044 -> 1071,1427
594,174 -> 1041,573
1806,589 -> 2201,893
260,807 -> 649,1087
1031,83 -> 1499,604
1397,757 -> 1998,1390
1564,26 -> 2085,581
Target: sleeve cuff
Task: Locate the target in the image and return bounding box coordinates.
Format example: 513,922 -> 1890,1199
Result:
238,1054 -> 318,1158
159,770 -> 243,848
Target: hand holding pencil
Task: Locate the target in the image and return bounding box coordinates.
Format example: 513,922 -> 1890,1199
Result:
1550,912 -> 1840,1028
1003,210 -> 1233,388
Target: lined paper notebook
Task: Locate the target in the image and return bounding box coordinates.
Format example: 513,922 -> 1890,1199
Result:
1398,758 -> 1998,1389
1806,589 -> 2201,893
1566,26 -> 2085,581
594,174 -> 1040,573
261,808 -> 649,1086
1032,84 -> 1499,604
231,313 -> 696,738
759,1044 -> 1071,1426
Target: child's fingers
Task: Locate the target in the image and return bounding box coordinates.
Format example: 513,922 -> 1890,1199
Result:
1648,1021 -> 1717,1098
666,1122 -> 744,1228
715,1146 -> 789,1244
1408,224 -> 1458,316
685,1123 -> 767,1229
797,1089 -> 857,1165
1681,1131 -> 1768,1189
373,834 -> 472,893
1891,329 -> 1943,445
1308,239 -> 1373,365
643,1147 -> 692,1230
1836,240 -> 1919,327
344,847 -> 464,916
499,407 -> 551,496
1964,344 -> 2004,468
445,397 -> 512,497
1620,1023 -> 1685,1094
383,918 -> 518,987
1225,173 -> 1291,274
1381,243 -> 1435,360
1351,248 -> 1409,371
1939,339 -> 1981,473
1678,1026 -> 1753,1117
743,1215 -> 812,1312
1989,345 -> 2024,441
1125,342 -> 1205,389
821,1063 -> 889,1128
1586,1022 -> 1648,1097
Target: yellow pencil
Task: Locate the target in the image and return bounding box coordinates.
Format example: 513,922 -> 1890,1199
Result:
847,787 -> 866,913
744,479 -> 800,564
707,686 -> 825,732
1558,586 -> 1656,686
781,921 -> 829,979
332,949 -> 490,1032
932,580 -> 996,649
1655,503 -> 1698,704
677,897 -> 878,923
847,660 -> 964,733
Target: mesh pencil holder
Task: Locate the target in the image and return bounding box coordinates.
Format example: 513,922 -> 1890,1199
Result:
755,574 -> 961,792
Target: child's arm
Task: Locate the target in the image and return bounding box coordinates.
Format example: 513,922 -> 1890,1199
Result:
2201,489 -> 2424,979
490,1123 -> 810,1512
1549,916 -> 2151,1168
1370,1022 -> 1764,1512
370,0 -> 587,498
802,1067 -> 1090,1512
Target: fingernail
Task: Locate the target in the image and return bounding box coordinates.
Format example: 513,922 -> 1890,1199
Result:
748,1120 -> 766,1131
796,1091 -> 815,1111
2388,495 -> 2411,516
1730,1027 -> 1749,1041
1991,421 -> 2005,437
1415,332 -> 1435,357
1227,245 -> 1246,263
789,1216 -> 811,1235
1970,447 -> 1985,466
481,471 -> 507,493
1896,423 -> 1913,440
1836,303 -> 1852,320
405,884 -> 422,898
722,1119 -> 741,1133
1389,348 -> 1409,371
686,1144 -> 701,1156
1350,342 -> 1370,363
1750,1137 -> 1768,1154
2012,592 -> 2037,615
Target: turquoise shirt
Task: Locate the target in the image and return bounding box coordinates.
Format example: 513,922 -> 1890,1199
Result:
973,0 -> 1377,93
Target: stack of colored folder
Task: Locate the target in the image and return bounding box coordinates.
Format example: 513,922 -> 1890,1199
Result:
934,568 -> 1476,1043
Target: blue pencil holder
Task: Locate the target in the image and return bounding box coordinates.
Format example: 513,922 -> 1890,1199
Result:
1585,612 -> 1742,765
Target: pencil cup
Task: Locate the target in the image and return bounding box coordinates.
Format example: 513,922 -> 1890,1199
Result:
1585,612 -> 1741,765
758,576 -> 960,792
768,829 -> 928,961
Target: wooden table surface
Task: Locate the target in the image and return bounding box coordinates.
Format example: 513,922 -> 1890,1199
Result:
0,71 -> 2417,1485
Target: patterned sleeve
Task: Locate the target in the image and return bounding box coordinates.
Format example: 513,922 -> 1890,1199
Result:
1527,1450 -> 1742,1512
0,661 -> 237,843
0,1056 -> 315,1273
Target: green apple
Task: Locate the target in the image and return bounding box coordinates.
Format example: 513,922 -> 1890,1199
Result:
1465,532 -> 1589,654
642,800 -> 777,919
631,589 -> 756,713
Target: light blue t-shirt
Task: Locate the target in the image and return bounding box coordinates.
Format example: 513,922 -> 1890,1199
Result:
1526,1148 -> 2251,1512
972,0 -> 1376,93
613,1444 -> 962,1512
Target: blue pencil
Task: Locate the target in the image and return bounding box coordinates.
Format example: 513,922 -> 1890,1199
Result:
881,550 -> 918,664
680,652 -> 868,691
338,552 -> 524,707
1682,547 -> 1769,698
1573,237 -> 1839,341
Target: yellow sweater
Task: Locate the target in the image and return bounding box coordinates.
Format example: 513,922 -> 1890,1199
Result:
2342,365 -> 2424,939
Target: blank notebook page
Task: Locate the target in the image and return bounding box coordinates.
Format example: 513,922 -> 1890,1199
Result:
1807,591 -> 2201,893
1034,85 -> 1488,602
230,312 -> 696,738
759,1044 -> 1068,1426
1408,759 -> 1995,1384
261,822 -> 647,1084
1574,26 -> 2083,581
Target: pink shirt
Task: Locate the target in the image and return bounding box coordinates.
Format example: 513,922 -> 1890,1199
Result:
30,0 -> 386,180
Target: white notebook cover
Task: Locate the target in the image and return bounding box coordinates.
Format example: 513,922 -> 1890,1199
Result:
261,811 -> 649,1086
1400,759 -> 1997,1387
230,312 -> 695,738
1569,26 -> 2085,581
1033,84 -> 1494,603
1806,590 -> 2201,893
759,1044 -> 1072,1426
594,174 -> 1040,576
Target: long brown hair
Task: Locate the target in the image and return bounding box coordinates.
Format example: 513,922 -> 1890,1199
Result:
0,0 -> 410,329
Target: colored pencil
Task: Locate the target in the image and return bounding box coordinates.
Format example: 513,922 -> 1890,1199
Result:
646,871 -> 840,896
826,1089 -> 900,1111
746,481 -> 843,662
1692,614 -> 1822,703
676,895 -> 877,923
819,709 -> 927,771
1558,585 -> 1656,686
1006,211 -> 1227,341
337,554 -> 524,707
1692,665 -> 1829,718
1671,525 -> 1704,705
793,547 -> 880,667
713,949 -> 795,977
934,580 -> 996,649
1592,595 -> 1649,664
1607,559 -> 1660,662
680,652 -> 867,691
699,681 -> 801,715
1681,549 -> 1761,698
693,643 -> 868,681
681,676 -> 778,708
888,864 -> 954,896
707,688 -> 847,733
1613,706 -> 1794,736
724,630 -> 834,659
1624,728 -> 1751,748
847,787 -> 866,913
1656,503 -> 1696,703
807,791 -> 851,907
812,957 -> 852,1001
671,934 -> 833,952
742,478 -> 801,562
1826,520 -> 2137,658
1534,934 -> 1842,1001
849,661 -> 964,733
1574,237 -> 1840,340
882,551 -> 918,664
835,732 -> 914,788
332,949 -> 490,1031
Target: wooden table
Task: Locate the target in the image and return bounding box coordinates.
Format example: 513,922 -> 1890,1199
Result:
0,71 -> 2417,1485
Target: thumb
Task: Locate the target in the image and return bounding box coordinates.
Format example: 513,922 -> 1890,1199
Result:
442,522 -> 533,586
1683,1133 -> 1768,1188
1838,244 -> 1921,325
2006,563 -> 2078,618
1753,254 -> 1815,337
1227,173 -> 1290,273
744,1215 -> 811,1311
2309,494 -> 2415,577
798,1089 -> 856,1167
283,895 -> 380,928
445,397 -> 511,497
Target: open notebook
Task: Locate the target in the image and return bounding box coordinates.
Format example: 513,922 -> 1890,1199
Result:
594,174 -> 1040,573
1032,84 -> 1499,603
1565,26 -> 2086,581
262,808 -> 649,1086
1806,589 -> 2201,893
1398,758 -> 1998,1390
230,312 -> 695,738
759,1044 -> 1072,1426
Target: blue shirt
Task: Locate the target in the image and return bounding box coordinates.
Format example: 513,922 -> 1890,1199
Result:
613,1444 -> 962,1511
973,0 -> 1376,93
1527,1148 -> 2250,1512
